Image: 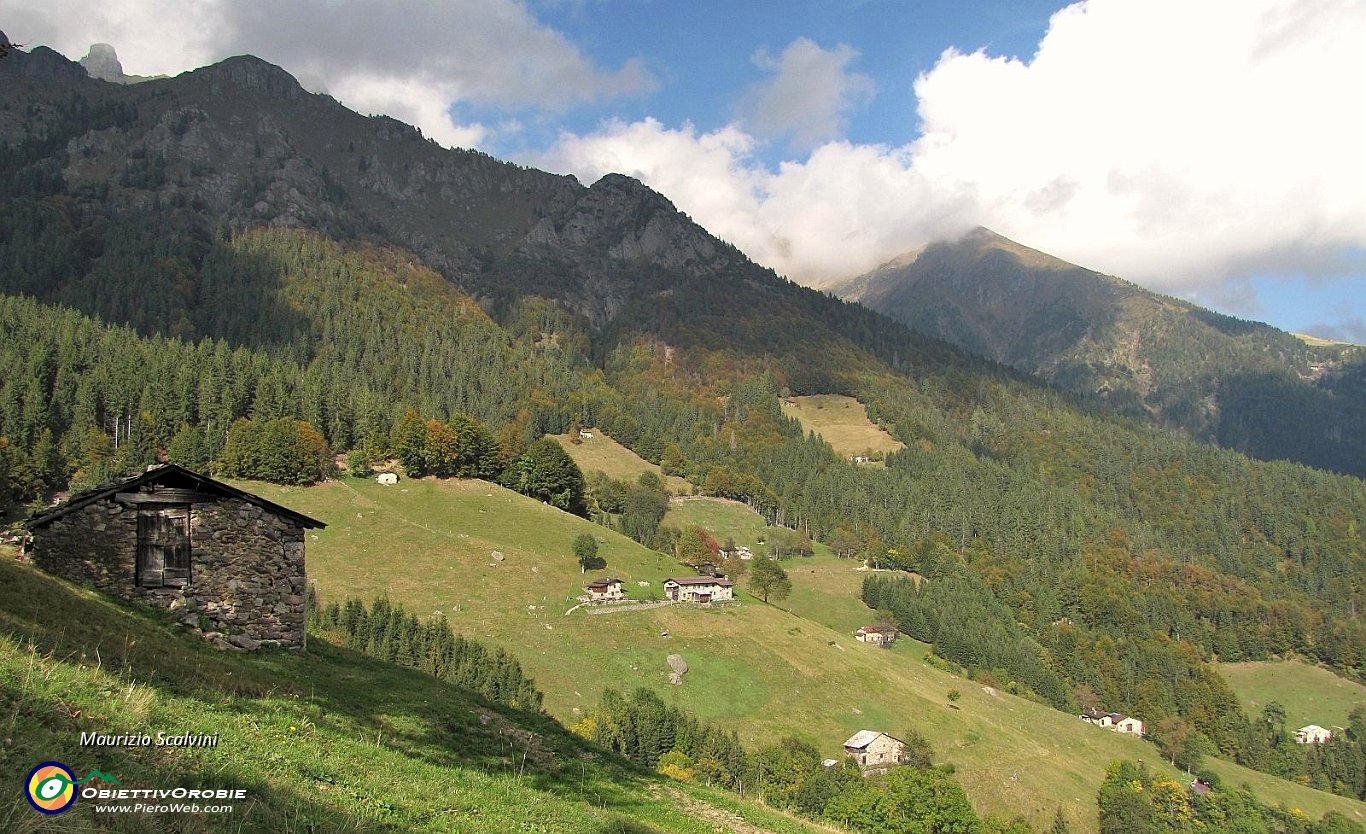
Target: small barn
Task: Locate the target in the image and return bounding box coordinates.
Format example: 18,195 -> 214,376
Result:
1296,725 -> 1332,744
855,624 -> 898,647
584,576 -> 625,602
843,730 -> 909,770
1081,710 -> 1144,736
663,576 -> 734,604
24,464 -> 325,650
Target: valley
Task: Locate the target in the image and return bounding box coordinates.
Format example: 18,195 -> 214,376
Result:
0,37 -> 1364,833
237,474 -> 1366,832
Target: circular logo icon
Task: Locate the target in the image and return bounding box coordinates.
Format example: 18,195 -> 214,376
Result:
26,761 -> 77,814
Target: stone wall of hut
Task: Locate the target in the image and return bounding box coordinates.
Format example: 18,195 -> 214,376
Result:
28,495 -> 307,650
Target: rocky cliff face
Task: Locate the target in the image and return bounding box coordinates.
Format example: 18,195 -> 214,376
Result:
0,51 -> 755,325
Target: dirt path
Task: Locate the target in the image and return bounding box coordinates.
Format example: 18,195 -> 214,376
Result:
584,600 -> 671,615
649,785 -> 842,834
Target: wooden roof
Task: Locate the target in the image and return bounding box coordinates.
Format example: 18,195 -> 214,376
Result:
25,463 -> 327,530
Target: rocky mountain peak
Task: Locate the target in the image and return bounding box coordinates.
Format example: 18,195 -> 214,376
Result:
79,43 -> 124,81
188,55 -> 306,101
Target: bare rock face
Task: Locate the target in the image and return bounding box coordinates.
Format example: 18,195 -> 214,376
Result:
666,654 -> 688,685
80,43 -> 124,81
0,39 -> 89,81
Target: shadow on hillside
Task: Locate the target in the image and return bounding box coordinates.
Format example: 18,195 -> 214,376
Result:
0,208 -> 316,352
0,560 -> 671,825
0,705 -> 399,833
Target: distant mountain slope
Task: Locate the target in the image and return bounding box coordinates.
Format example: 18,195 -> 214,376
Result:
836,228 -> 1366,475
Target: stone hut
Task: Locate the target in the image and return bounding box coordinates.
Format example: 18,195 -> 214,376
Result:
855,624 -> 898,647
23,464 -> 325,651
843,730 -> 910,771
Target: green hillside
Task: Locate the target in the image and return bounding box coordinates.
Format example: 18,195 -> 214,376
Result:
782,395 -> 904,462
0,556 -> 829,834
661,496 -> 874,634
1220,660 -> 1366,732
553,430 -> 692,494
4,50 -> 1366,823
276,477 -> 1366,832
837,227 -> 1366,476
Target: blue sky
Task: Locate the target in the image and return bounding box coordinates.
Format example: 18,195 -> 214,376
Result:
8,0 -> 1366,342
518,0 -> 1064,156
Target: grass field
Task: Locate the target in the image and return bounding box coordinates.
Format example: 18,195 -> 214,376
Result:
258,476 -> 1365,832
783,395 -> 904,462
552,429 -> 692,494
0,557 -> 830,834
1294,332 -> 1357,347
1220,659 -> 1366,732
662,495 -> 824,556
662,497 -> 876,636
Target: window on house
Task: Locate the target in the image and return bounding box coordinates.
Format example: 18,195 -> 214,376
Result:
137,507 -> 190,587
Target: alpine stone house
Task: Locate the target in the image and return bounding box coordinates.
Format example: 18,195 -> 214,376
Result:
24,464 -> 325,651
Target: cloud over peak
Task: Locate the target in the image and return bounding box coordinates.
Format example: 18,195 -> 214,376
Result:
4,0 -> 656,149
549,0 -> 1366,299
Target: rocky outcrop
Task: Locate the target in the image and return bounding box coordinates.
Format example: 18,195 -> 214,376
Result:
79,44 -> 124,81
189,55 -> 308,102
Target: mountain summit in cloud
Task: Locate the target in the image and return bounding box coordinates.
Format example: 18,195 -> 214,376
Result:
837,228 -> 1366,474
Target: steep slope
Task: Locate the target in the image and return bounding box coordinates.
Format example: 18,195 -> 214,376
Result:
837,228 -> 1366,475
0,46 -> 745,329
252,476 -> 1366,832
0,556 -> 830,833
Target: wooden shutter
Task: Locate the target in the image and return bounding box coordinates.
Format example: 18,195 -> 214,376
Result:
137,507 -> 191,587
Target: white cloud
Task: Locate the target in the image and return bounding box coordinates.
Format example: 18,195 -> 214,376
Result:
737,38 -> 874,151
545,0 -> 1366,296
0,0 -> 655,149
541,121 -> 975,282
910,0 -> 1366,292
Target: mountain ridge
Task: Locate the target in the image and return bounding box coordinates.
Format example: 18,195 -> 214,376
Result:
835,227 -> 1366,475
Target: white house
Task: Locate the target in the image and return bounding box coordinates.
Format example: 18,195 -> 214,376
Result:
1081,710 -> 1145,737
1296,725 -> 1333,744
663,576 -> 734,604
854,624 -> 898,647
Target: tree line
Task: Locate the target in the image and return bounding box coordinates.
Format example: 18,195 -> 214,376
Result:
311,594 -> 543,713
577,687 -> 989,834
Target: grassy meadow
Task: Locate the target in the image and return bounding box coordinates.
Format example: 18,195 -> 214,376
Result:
0,557 -> 830,834
782,395 -> 904,462
255,475 -> 1366,832
552,429 -> 692,494
1219,659 -> 1366,732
